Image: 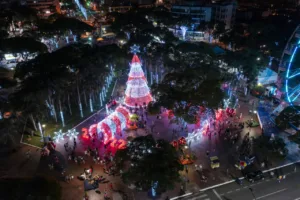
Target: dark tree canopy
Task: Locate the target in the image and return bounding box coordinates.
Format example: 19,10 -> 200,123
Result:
52,17 -> 94,32
152,42 -> 225,112
152,69 -> 224,109
0,37 -> 48,54
38,17 -> 94,34
222,49 -> 268,83
114,135 -> 183,194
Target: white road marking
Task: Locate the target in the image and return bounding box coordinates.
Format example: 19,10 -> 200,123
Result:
294,198 -> 300,200
236,189 -> 240,191
227,191 -> 232,193
170,160 -> 300,200
255,188 -> 287,200
170,192 -> 192,200
262,161 -> 300,173
266,179 -> 270,182
199,180 -> 236,192
203,199 -> 210,200
199,160 -> 300,192
213,189 -> 223,200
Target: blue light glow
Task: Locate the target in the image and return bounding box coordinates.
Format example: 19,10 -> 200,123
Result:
285,40 -> 300,107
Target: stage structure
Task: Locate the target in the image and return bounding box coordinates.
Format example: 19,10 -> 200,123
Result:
124,54 -> 153,108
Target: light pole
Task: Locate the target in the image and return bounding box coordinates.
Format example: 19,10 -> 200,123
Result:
42,124 -> 46,136
41,124 -> 46,143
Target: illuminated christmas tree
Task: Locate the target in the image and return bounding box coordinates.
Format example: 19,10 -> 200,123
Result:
124,53 -> 153,108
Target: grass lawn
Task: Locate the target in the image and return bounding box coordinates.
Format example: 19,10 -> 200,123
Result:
22,78 -> 117,148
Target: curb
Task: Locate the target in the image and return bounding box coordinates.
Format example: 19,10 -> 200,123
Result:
170,160 -> 300,199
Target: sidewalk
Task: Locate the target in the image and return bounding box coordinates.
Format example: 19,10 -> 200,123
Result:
0,145 -> 41,178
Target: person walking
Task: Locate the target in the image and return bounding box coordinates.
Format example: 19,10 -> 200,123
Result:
109,183 -> 114,190
26,149 -> 31,160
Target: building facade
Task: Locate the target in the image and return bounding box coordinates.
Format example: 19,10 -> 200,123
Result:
171,0 -> 236,29
211,0 -> 237,29
172,5 -> 212,23
26,0 -> 60,17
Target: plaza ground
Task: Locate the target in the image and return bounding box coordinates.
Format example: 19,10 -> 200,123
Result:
1,75 -> 300,200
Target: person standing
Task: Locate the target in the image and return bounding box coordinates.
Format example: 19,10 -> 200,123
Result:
109,183 -> 114,190
26,149 -> 31,160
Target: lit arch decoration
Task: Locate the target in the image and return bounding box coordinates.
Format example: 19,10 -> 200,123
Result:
92,106 -> 130,144
285,39 -> 300,110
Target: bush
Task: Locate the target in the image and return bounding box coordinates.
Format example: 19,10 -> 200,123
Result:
147,101 -> 160,115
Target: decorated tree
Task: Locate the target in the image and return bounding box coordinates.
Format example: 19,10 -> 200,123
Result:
114,135 -> 183,195
124,49 -> 153,108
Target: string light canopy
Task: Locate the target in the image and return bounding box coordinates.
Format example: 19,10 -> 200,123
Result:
93,106 -> 130,143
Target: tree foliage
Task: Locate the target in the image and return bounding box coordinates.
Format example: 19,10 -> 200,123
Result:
275,106 -> 300,130
152,42 -> 225,112
253,136 -> 288,158
147,101 -> 160,115
222,49 -> 268,83
11,43 -> 118,127
38,17 -> 94,35
114,135 -> 183,194
0,37 -> 48,55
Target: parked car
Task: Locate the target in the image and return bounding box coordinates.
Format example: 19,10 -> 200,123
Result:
245,170 -> 264,183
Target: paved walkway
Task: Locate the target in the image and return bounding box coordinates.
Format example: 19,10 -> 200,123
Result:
38,78 -> 265,200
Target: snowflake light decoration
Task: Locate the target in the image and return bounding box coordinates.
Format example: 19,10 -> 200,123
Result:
66,129 -> 79,139
130,44 -> 140,54
53,129 -> 65,142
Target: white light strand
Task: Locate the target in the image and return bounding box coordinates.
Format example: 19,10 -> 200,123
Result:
102,118 -> 117,134
125,86 -> 150,98
129,63 -> 145,77
114,111 -> 127,129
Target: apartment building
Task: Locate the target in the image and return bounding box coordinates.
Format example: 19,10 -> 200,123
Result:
171,0 -> 236,29
26,0 -> 60,17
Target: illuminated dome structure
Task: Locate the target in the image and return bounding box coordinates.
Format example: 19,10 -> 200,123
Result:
96,105 -> 130,143
124,54 -> 153,108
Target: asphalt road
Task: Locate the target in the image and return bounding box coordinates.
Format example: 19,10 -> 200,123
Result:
177,164 -> 300,200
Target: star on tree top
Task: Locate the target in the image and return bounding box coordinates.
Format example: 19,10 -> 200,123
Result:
130,44 -> 140,54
